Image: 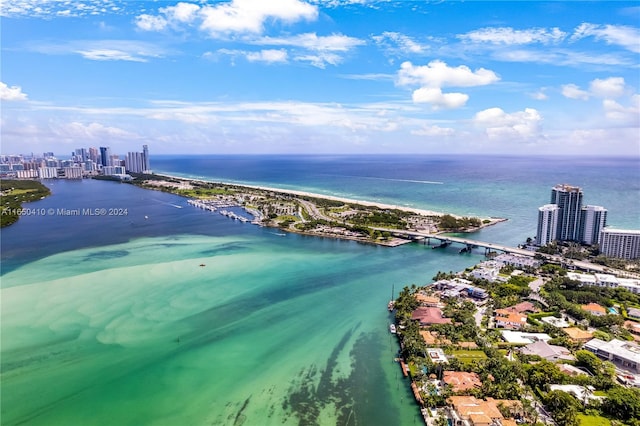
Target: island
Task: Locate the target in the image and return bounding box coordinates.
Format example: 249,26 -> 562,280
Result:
0,179 -> 51,227
127,172 -> 506,246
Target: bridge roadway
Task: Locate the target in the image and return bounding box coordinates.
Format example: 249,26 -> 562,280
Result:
388,229 -> 535,256
381,229 -> 637,277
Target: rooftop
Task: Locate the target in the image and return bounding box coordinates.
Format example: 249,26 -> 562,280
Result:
411,307 -> 452,325
443,371 -> 482,392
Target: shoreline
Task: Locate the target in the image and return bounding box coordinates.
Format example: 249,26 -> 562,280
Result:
152,172 -> 505,225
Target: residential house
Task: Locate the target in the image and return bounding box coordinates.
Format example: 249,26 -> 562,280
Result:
416,293 -> 443,307
562,327 -> 594,343
411,307 -> 452,326
443,371 -> 482,393
494,309 -> 528,330
581,303 -> 607,316
584,338 -> 640,373
627,307 -> 640,320
520,340 -> 575,361
447,396 -> 521,426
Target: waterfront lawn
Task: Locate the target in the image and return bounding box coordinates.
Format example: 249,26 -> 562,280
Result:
576,414 -> 611,426
451,350 -> 487,365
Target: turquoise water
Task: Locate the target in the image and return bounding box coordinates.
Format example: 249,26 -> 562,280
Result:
1,155 -> 638,425
1,180 -> 485,425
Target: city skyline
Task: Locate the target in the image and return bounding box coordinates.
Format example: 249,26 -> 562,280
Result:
1,0 -> 639,156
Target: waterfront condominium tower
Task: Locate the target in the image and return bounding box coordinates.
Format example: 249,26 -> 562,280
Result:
536,204 -> 559,246
143,145 -> 150,173
579,205 -> 608,245
551,184 -> 583,242
600,229 -> 640,260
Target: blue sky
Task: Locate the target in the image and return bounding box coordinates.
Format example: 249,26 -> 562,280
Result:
1,1 -> 639,156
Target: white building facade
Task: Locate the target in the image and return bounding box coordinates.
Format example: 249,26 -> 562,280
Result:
600,228 -> 640,260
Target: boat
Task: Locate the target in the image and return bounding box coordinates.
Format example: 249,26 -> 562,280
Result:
387,300 -> 395,311
389,324 -> 397,334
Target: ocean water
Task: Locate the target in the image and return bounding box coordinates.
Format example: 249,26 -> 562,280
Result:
1,155 -> 639,426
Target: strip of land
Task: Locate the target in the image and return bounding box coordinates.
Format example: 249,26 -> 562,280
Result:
129,172 -> 506,246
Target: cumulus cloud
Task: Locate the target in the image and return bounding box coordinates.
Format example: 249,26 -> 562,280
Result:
562,77 -> 628,100
561,84 -> 590,100
397,60 -> 499,109
474,107 -> 542,140
460,27 -> 566,45
135,14 -> 168,31
0,82 -> 28,101
530,90 -> 548,100
589,77 -> 625,99
571,23 -> 640,53
398,60 -> 499,88
412,88 -> 468,109
136,0 -> 318,36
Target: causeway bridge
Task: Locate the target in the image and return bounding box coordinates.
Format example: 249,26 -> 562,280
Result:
382,229 -> 634,276
387,229 -> 536,257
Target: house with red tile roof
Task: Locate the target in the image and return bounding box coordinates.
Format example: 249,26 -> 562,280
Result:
443,371 -> 482,393
411,307 -> 452,326
494,309 -> 527,330
581,303 -> 607,316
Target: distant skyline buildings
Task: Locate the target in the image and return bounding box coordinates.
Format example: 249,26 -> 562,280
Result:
0,144 -> 150,180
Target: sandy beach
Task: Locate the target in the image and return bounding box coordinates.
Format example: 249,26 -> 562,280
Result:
155,172 -> 461,219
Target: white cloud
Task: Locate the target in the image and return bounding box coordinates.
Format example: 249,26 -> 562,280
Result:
0,82 -> 28,101
562,77 -> 628,101
256,33 -> 364,52
162,2 -> 200,23
136,14 -> 168,31
571,23 -> 640,53
412,88 -> 468,110
56,122 -> 141,141
135,0 -> 318,36
603,95 -> 640,124
247,49 -> 288,63
1,0 -> 122,18
474,107 -> 543,140
200,0 -> 317,35
530,90 -> 548,100
589,77 -> 626,99
411,125 -> 455,137
561,84 -> 590,100
398,60 -> 499,88
397,60 -> 499,108
460,27 -> 566,45
372,32 -> 427,55
255,33 -> 365,67
27,40 -> 167,62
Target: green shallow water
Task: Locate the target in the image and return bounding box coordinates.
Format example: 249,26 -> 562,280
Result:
1,233 -> 482,425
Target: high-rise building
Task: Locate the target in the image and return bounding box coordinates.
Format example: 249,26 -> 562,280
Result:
99,147 -> 111,167
551,184 -> 583,241
600,229 -> 640,260
579,205 -> 608,245
125,145 -> 151,173
143,144 -> 150,173
536,204 -> 559,246
89,147 -> 99,163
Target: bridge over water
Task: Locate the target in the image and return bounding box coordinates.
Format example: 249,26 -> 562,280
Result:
382,229 -> 633,276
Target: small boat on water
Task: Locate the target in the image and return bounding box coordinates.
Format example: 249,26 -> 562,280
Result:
389,324 -> 397,334
387,300 -> 395,311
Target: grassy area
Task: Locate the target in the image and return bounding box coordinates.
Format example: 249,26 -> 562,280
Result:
450,350 -> 487,364
576,414 -> 611,426
1,180 -> 51,227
